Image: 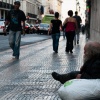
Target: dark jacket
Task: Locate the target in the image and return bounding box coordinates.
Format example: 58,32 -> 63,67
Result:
80,55 -> 100,79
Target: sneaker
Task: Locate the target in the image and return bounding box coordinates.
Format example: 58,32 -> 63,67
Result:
52,72 -> 60,81
12,56 -> 19,60
15,56 -> 19,59
12,56 -> 15,59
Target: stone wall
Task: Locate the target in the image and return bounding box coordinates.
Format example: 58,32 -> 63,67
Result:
90,0 -> 100,42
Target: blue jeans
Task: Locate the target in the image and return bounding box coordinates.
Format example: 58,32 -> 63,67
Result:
52,33 -> 60,52
9,30 -> 21,58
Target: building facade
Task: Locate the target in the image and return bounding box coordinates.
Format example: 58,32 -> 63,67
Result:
89,0 -> 100,42
20,0 -> 42,24
0,0 -> 42,24
41,0 -> 62,19
76,0 -> 86,24
0,0 -> 15,19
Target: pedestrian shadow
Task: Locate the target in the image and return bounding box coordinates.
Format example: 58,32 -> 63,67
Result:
50,53 -> 62,71
65,45 -> 83,73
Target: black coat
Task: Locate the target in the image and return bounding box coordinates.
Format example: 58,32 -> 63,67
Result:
80,55 -> 100,79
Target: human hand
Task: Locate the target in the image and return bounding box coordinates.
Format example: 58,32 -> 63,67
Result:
60,27 -> 62,31
76,74 -> 81,79
3,27 -> 7,36
3,27 -> 6,33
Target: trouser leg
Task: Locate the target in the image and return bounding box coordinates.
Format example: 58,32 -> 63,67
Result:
14,31 -> 21,57
65,32 -> 70,52
52,33 -> 60,52
59,71 -> 80,84
52,34 -> 56,51
9,30 -> 15,55
66,32 -> 75,52
69,32 -> 75,51
55,33 -> 60,52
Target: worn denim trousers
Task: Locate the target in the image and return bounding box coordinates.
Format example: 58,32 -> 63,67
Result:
52,33 -> 60,52
9,30 -> 21,57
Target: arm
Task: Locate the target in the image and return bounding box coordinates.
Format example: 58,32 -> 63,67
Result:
22,21 -> 25,35
80,16 -> 82,23
62,18 -> 68,31
21,11 -> 26,35
60,21 -> 62,31
75,19 -> 78,30
76,74 -> 82,79
81,60 -> 100,79
33,26 -> 37,30
63,18 -> 68,26
4,11 -> 10,33
48,22 -> 53,35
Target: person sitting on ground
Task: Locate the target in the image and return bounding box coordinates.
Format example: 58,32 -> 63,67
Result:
52,41 -> 100,84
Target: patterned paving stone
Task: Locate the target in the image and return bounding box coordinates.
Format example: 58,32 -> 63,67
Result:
0,34 -> 86,100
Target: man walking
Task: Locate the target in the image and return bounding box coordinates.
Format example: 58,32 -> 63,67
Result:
4,1 -> 26,59
73,11 -> 82,44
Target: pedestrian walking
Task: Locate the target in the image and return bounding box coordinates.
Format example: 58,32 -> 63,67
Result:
4,1 -> 26,59
63,10 -> 78,53
48,12 -> 62,53
73,11 -> 82,44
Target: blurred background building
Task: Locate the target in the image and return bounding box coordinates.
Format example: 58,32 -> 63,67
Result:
20,0 -> 42,24
89,0 -> 100,41
41,0 -> 62,19
0,0 -> 15,19
76,0 -> 86,24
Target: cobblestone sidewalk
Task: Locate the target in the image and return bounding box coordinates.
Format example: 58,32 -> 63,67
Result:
0,34 -> 86,100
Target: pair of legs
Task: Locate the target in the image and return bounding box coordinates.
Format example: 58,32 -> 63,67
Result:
9,30 -> 21,59
52,33 -> 60,53
74,29 -> 80,44
65,31 -> 75,53
52,71 -> 80,84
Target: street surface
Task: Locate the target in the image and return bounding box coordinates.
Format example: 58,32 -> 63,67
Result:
0,34 -> 51,51
0,33 -> 86,100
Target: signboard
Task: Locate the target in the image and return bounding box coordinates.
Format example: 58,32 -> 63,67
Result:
42,14 -> 54,24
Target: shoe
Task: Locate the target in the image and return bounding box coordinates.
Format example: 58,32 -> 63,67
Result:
77,40 -> 79,44
15,56 -> 19,59
12,56 -> 15,59
52,72 -> 60,81
55,51 -> 58,53
69,50 -> 73,53
53,50 -> 58,53
65,49 -> 69,53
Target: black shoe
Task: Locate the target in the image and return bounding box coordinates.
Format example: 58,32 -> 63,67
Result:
15,56 -> 19,60
77,40 -> 79,44
70,50 -> 73,53
52,72 -> 60,81
54,50 -> 58,53
65,49 -> 69,53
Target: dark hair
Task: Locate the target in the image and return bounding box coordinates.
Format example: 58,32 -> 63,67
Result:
14,1 -> 20,6
75,11 -> 78,15
68,10 -> 73,17
55,12 -> 59,18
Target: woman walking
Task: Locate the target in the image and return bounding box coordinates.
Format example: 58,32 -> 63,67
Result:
48,12 -> 62,53
63,10 -> 78,53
